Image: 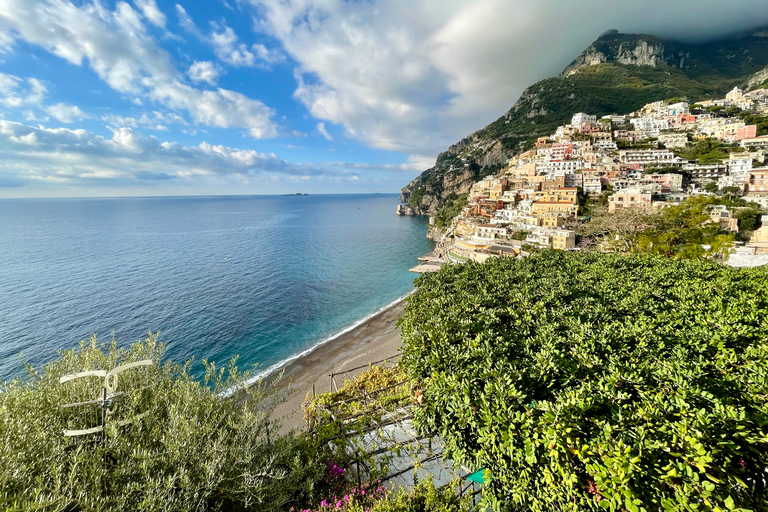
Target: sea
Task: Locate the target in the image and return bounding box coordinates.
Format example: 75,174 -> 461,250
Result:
0,194 -> 433,382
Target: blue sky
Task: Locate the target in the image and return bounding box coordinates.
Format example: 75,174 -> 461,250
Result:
1,0 -> 767,197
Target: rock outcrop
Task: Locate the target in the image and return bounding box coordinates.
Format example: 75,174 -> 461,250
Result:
747,65 -> 768,90
562,31 -> 667,77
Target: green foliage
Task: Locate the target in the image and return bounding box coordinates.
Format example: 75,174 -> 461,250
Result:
734,207 -> 765,235
344,479 -> 471,512
0,335 -> 329,512
436,195 -> 469,228
399,253 -> 768,512
304,365 -> 411,433
578,196 -> 739,259
633,196 -> 735,261
673,139 -> 742,165
409,187 -> 426,209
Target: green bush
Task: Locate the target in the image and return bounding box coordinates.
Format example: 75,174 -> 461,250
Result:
344,479 -> 471,512
400,253 -> 768,512
0,334 -> 329,512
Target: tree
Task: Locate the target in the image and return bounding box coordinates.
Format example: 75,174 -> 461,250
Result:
576,205 -> 652,252
704,182 -> 719,193
632,196 -> 735,261
399,253 -> 768,512
0,335 -> 329,512
721,186 -> 743,199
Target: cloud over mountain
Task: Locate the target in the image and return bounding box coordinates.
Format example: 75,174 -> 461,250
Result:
252,0 -> 768,163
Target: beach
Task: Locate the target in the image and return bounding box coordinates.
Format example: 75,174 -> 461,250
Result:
267,299 -> 407,433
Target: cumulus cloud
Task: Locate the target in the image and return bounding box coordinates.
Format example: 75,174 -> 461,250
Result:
251,0 -> 768,165
316,122 -> 333,141
176,3 -> 283,68
0,72 -> 46,108
188,60 -> 221,85
0,0 -> 278,138
45,103 -> 88,123
0,118 -> 343,187
102,110 -> 187,131
134,0 -> 166,28
210,23 -> 257,66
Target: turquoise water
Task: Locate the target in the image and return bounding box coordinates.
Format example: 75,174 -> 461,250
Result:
0,194 -> 433,381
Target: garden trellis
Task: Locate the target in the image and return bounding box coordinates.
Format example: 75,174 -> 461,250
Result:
59,359 -> 153,437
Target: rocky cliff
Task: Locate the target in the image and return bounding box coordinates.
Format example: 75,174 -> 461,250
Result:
561,31 -> 667,77
399,28 -> 768,234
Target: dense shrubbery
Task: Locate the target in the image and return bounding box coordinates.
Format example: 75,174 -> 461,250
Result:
400,253 -> 768,511
0,335 -> 330,512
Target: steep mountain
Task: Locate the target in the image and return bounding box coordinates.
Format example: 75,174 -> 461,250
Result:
400,28 -> 768,231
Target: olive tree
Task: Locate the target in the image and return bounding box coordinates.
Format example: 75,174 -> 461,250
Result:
0,334 -> 327,512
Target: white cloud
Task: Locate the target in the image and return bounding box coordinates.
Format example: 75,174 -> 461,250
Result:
0,0 -> 278,138
251,42 -> 284,65
0,29 -> 14,53
102,110 -> 186,130
328,155 -> 436,172
0,72 -> 47,108
316,122 -> 333,141
134,0 -> 166,28
251,0 -> 768,166
0,118 -> 343,187
45,103 -> 88,123
210,23 -> 256,66
188,60 -> 221,85
174,4 -> 199,36
176,4 -> 283,68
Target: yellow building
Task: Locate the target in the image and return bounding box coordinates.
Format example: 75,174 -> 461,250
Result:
539,212 -> 569,228
552,230 -> 576,250
531,201 -> 579,218
535,187 -> 578,204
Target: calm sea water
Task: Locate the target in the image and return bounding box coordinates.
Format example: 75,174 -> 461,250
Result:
0,194 -> 433,381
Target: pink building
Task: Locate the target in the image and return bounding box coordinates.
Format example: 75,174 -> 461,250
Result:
608,189 -> 653,213
550,143 -> 574,161
734,125 -> 758,141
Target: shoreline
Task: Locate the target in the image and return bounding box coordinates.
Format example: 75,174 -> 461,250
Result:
265,298 -> 409,433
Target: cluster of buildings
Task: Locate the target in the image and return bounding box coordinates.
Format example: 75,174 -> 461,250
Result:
441,91 -> 768,263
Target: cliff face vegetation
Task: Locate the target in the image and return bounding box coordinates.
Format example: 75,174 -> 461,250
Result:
400,28 -> 768,230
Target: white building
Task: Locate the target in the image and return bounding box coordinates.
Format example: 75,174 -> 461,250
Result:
619,149 -> 677,165
728,153 -> 753,180
667,102 -> 690,116
658,133 -> 688,149
593,139 -> 618,151
726,87 -> 744,103
571,113 -> 597,126
540,160 -> 584,175
630,117 -> 670,138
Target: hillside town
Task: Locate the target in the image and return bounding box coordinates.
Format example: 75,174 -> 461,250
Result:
407,86 -> 768,271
